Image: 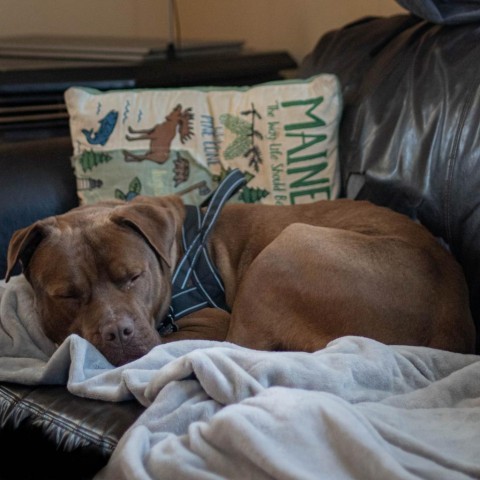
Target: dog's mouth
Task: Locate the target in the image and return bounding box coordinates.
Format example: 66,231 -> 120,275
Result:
106,342 -> 159,366
101,335 -> 162,366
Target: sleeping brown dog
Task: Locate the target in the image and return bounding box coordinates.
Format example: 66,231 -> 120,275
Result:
5,183 -> 475,365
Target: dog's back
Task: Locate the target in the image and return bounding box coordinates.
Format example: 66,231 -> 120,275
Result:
211,199 -> 475,354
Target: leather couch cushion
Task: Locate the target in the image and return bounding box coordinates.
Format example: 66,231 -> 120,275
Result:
0,381 -> 144,479
0,137 -> 79,279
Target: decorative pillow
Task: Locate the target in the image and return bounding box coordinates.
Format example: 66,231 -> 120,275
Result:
65,75 -> 342,206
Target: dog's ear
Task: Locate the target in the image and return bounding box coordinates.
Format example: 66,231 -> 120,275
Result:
110,201 -> 181,269
5,220 -> 53,282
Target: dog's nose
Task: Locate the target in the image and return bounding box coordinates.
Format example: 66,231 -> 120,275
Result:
101,317 -> 135,345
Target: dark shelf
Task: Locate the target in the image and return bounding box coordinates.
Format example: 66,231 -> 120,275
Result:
0,50 -> 297,141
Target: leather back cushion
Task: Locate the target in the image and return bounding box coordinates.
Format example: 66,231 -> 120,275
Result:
0,137 -> 79,279
299,14 -> 480,349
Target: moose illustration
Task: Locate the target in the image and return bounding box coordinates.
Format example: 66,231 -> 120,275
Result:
123,104 -> 194,164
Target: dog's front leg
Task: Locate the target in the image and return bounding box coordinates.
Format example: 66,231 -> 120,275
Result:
160,308 -> 231,343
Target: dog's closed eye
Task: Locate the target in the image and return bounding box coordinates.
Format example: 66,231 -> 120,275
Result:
52,290 -> 81,301
130,272 -> 142,283
121,271 -> 144,290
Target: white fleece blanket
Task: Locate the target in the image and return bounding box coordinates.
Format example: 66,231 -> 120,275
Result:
1,276 -> 480,480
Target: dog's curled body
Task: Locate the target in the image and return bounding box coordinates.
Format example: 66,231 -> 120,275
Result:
6,196 -> 475,365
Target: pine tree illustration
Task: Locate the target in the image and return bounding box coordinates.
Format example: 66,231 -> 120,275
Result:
79,150 -> 113,172
239,186 -> 269,203
220,104 -> 264,172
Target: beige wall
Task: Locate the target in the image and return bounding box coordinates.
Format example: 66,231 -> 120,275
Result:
0,0 -> 405,62
178,0 -> 405,61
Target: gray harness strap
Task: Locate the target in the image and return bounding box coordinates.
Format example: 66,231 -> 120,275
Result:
159,169 -> 246,335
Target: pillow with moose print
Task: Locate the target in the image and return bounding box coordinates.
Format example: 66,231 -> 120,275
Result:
64,75 -> 342,206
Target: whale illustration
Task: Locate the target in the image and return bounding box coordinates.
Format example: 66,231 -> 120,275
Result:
82,110 -> 119,146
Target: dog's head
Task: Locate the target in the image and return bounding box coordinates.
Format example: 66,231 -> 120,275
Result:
5,196 -> 184,366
